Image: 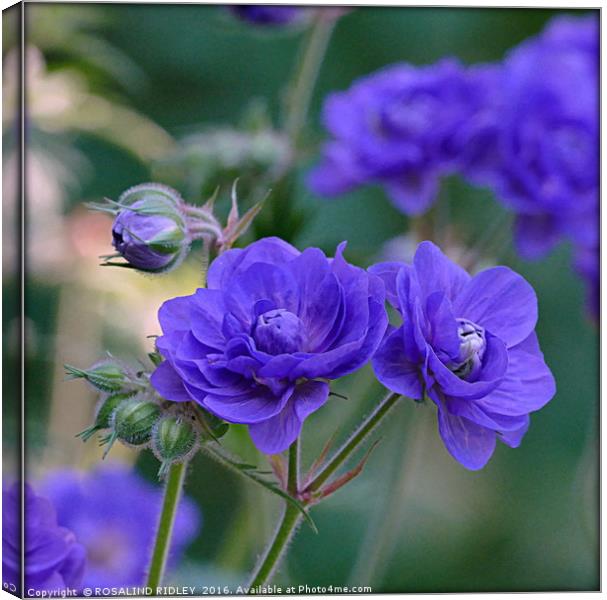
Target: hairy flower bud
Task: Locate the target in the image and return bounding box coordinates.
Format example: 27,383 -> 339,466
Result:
152,416 -> 199,478
101,398 -> 161,456
77,391 -> 136,442
65,360 -> 133,393
91,182 -> 227,274
110,184 -> 190,273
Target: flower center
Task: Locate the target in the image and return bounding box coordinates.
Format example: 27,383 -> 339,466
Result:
450,318 -> 486,380
253,309 -> 306,355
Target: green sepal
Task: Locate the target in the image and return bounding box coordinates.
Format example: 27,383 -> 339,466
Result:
148,351 -> 163,367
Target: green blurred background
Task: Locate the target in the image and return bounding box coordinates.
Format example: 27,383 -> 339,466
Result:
3,3 -> 598,592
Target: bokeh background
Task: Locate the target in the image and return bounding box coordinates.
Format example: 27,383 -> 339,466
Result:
3,4 -> 599,592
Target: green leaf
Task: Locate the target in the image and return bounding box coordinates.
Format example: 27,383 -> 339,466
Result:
202,443 -> 317,533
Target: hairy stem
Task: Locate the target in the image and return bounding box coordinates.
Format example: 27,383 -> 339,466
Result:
146,461 -> 187,590
306,392 -> 401,493
247,503 -> 301,592
247,443 -> 302,591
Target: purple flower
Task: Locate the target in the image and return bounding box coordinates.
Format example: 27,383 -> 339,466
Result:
2,483 -> 86,594
227,5 -> 305,26
151,237 -> 388,454
464,15 -> 598,260
307,59 -> 492,215
371,242 -> 555,470
40,465 -> 201,588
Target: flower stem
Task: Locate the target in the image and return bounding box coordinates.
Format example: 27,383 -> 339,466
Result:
283,14 -> 335,150
247,503 -> 301,592
247,444 -> 302,591
306,392 -> 401,493
246,392 -> 400,590
287,439 -> 299,496
146,461 -> 187,590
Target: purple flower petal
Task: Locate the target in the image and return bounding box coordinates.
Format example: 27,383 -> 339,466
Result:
424,291 -> 460,362
189,289 -> 228,350
436,401 -> 497,471
385,172 -> 441,216
368,261 -> 403,309
372,326 -> 424,399
203,385 -> 292,424
150,361 -> 192,401
207,237 -> 299,291
498,415 -> 530,448
453,266 -> 538,347
225,262 -> 300,325
447,397 -> 531,433
477,335 -> 556,416
247,381 -> 328,454
292,380 -> 330,422
413,241 -> 470,302
157,295 -> 192,335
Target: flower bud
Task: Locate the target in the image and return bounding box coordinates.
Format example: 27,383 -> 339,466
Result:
152,416 -> 199,478
77,391 -> 135,442
101,398 -> 161,457
111,184 -> 190,273
65,360 -> 132,393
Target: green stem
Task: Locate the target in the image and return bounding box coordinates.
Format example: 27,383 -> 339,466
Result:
287,439 -> 299,496
246,392 -> 401,590
307,392 -> 401,493
247,503 -> 301,592
247,443 -> 302,591
283,14 -> 336,150
146,461 -> 187,590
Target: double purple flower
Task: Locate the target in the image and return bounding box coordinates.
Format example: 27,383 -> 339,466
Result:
307,59 -> 495,216
2,483 -> 86,594
464,15 -> 599,261
372,242 -> 556,470
151,237 -> 387,454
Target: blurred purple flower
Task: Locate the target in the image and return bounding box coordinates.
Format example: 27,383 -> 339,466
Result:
2,483 -> 86,594
151,237 -> 387,454
371,242 -> 555,470
40,465 -> 200,588
307,59 -> 493,215
464,15 -> 598,260
227,5 -> 305,26
573,240 -> 601,320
